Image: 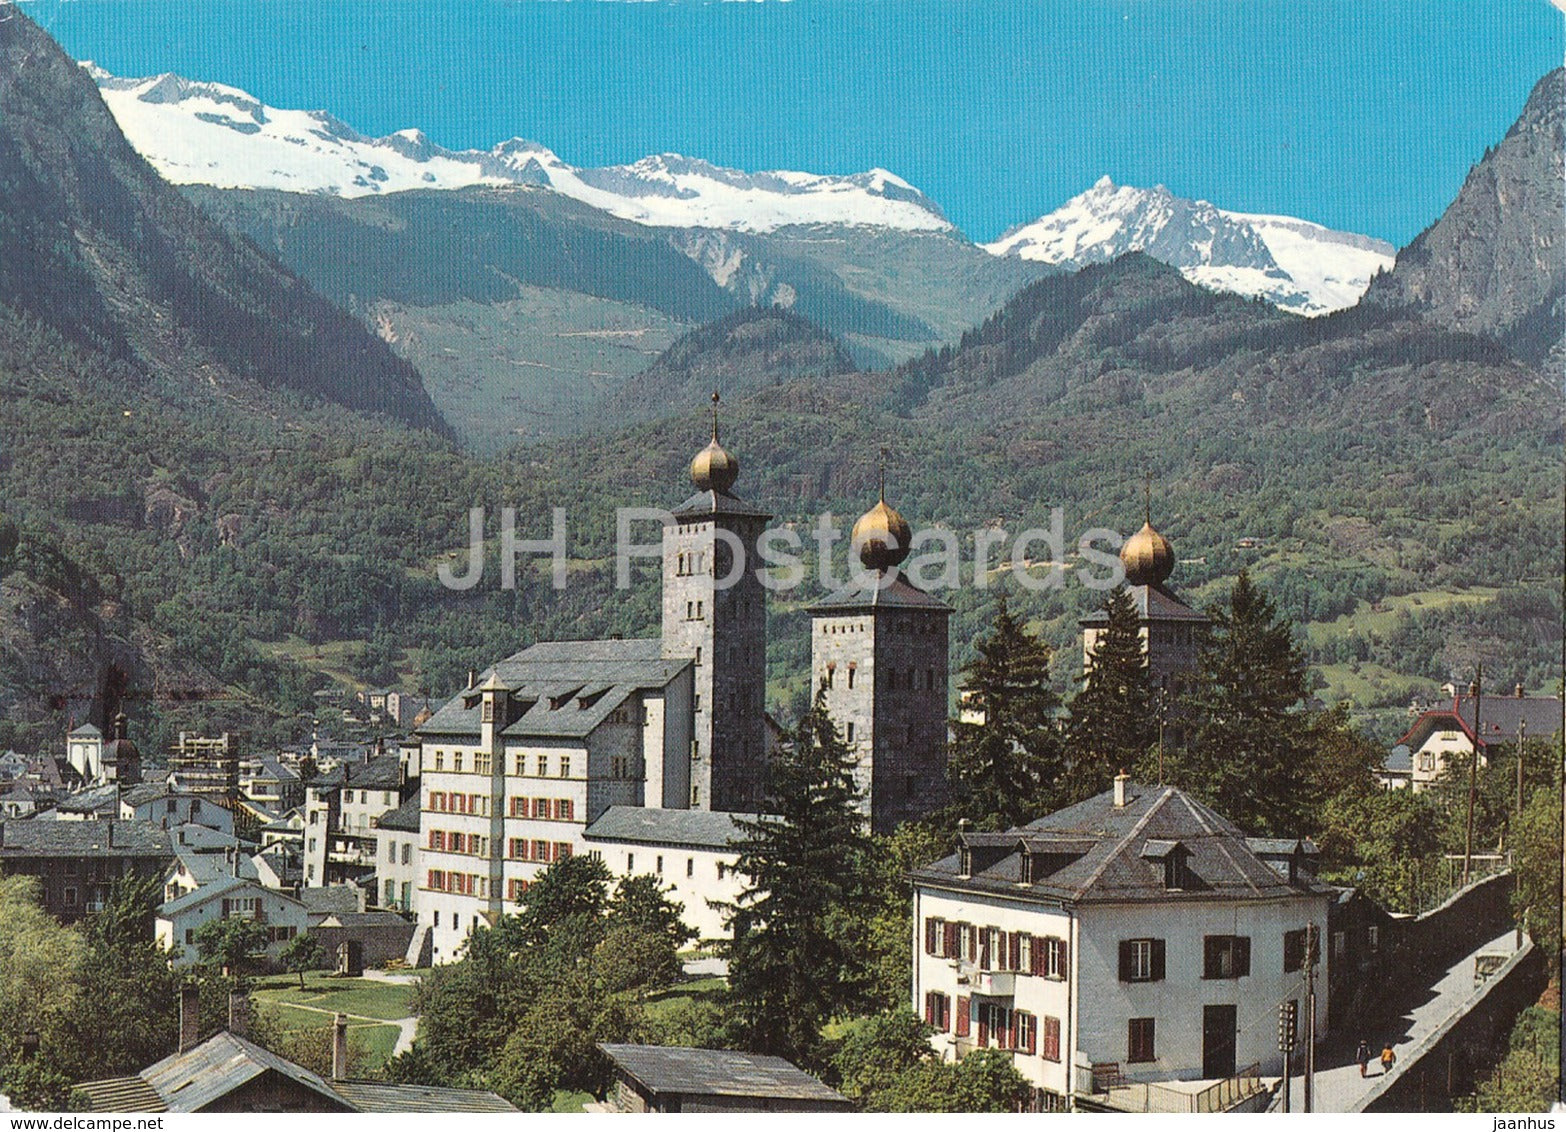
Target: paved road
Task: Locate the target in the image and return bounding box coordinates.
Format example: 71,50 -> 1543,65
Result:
1272,927 -> 1522,1112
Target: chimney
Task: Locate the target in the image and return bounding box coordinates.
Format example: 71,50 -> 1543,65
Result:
1515,683 -> 1525,698
179,984 -> 201,1053
467,669 -> 477,690
1113,771 -> 1130,808
332,1013 -> 349,1080
228,990 -> 250,1038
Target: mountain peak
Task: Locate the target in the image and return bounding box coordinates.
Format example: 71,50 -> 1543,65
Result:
87,64 -> 953,234
982,179 -> 1393,316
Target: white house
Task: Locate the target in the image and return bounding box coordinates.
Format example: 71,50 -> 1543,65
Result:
910,778 -> 1331,1112
156,876 -> 309,967
374,794 -> 421,914
1398,689 -> 1563,792
583,806 -> 754,941
120,783 -> 236,833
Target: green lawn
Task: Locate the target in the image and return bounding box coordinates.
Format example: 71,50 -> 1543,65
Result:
1302,587 -> 1500,646
551,1090 -> 592,1113
251,973 -> 416,1022
642,975 -> 725,1020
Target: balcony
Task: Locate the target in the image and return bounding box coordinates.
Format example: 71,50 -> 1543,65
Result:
952,960 -> 1014,997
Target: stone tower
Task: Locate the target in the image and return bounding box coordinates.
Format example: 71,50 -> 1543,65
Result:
661,395 -> 770,811
1079,495 -> 1208,697
809,483 -> 950,833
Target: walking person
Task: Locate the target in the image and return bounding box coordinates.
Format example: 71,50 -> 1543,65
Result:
1356,1040 -> 1371,1077
1380,1043 -> 1396,1075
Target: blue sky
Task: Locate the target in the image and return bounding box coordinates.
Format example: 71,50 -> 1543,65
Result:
31,0 -> 1564,244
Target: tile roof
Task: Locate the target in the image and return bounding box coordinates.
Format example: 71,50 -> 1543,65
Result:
599,1044 -> 847,1105
912,783 -> 1328,906
418,639 -> 690,740
1078,582 -> 1209,624
0,819 -> 172,858
583,805 -> 760,850
809,573 -> 952,614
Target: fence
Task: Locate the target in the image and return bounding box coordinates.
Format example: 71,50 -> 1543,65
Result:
1096,1063 -> 1264,1113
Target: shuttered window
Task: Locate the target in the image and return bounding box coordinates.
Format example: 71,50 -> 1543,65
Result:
1118,938 -> 1166,982
1042,1016 -> 1062,1062
1203,935 -> 1251,979
1128,1018 -> 1156,1063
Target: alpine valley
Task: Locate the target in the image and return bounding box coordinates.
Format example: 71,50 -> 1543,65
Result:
0,7 -> 1558,762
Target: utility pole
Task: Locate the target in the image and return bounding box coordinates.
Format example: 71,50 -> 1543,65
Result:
1515,718 -> 1527,824
1303,924 -> 1318,1113
1277,999 -> 1297,1113
1463,663 -> 1483,886
1156,687 -> 1167,785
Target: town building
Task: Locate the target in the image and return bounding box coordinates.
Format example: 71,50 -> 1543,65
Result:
1079,506 -> 1208,698
120,782 -> 236,833
909,777 -> 1330,1111
238,754 -> 304,811
156,875 -> 309,967
169,732 -> 241,801
594,1044 -> 851,1113
374,793 -> 420,913
0,819 -> 173,921
1398,686 -> 1563,792
810,484 -> 950,832
583,805 -> 753,940
414,645 -> 694,962
302,755 -> 413,887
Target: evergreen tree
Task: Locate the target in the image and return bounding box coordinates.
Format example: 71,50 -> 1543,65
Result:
1062,587 -> 1156,803
722,690 -> 873,1069
1173,571 -> 1309,835
946,599 -> 1064,829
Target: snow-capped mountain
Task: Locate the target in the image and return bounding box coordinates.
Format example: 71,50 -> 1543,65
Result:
983,177 -> 1395,316
87,66 -> 953,234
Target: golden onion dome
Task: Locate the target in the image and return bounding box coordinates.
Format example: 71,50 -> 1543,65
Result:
691,391 -> 740,493
1121,521 -> 1174,586
853,496 -> 913,572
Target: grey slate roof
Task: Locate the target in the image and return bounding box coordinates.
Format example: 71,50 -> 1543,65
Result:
669,488 -> 772,521
912,783 -> 1329,906
69,724 -> 103,739
418,638 -> 690,741
0,819 -> 172,858
376,793 -> 421,833
330,1080 -> 517,1113
1383,744 -> 1413,774
809,572 -> 952,614
1399,694 -> 1564,750
1079,582 -> 1209,624
57,783 -> 122,814
598,1044 -> 847,1105
299,885 -> 363,916
583,805 -> 759,850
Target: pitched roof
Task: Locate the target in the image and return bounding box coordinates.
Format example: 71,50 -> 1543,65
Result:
69,724 -> 103,739
158,875 -> 301,918
418,639 -> 690,740
583,805 -> 759,850
57,784 -> 122,814
1078,582 -> 1209,625
73,1076 -> 169,1112
0,819 -> 172,859
139,1032 -> 349,1112
808,573 -> 952,614
299,885 -> 363,916
912,783 -> 1328,906
377,793 -> 422,832
1398,693 -> 1565,751
598,1044 -> 847,1105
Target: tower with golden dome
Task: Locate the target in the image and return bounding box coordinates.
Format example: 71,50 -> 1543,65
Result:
661,394 -> 771,812
808,470 -> 950,833
1079,491 -> 1208,695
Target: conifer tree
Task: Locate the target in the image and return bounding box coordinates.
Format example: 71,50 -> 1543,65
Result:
1173,570 -> 1309,835
1062,586 -> 1156,803
723,690 -> 873,1069
946,598 -> 1064,829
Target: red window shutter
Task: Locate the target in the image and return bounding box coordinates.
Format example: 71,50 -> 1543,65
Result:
977,1014 -> 989,1047
1010,933 -> 1022,972
557,843 -> 571,859
924,994 -> 934,1025
955,996 -> 971,1037
1026,1015 -> 1038,1055
924,918 -> 937,955
944,922 -> 958,957
997,931 -> 1008,970
1044,1016 -> 1061,1062
1060,937 -> 1070,981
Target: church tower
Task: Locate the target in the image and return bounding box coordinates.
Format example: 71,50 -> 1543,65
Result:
662,395 -> 770,812
809,478 -> 950,833
1080,491 -> 1208,696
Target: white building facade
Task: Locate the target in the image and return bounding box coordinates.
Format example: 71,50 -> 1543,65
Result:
911,780 -> 1330,1111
